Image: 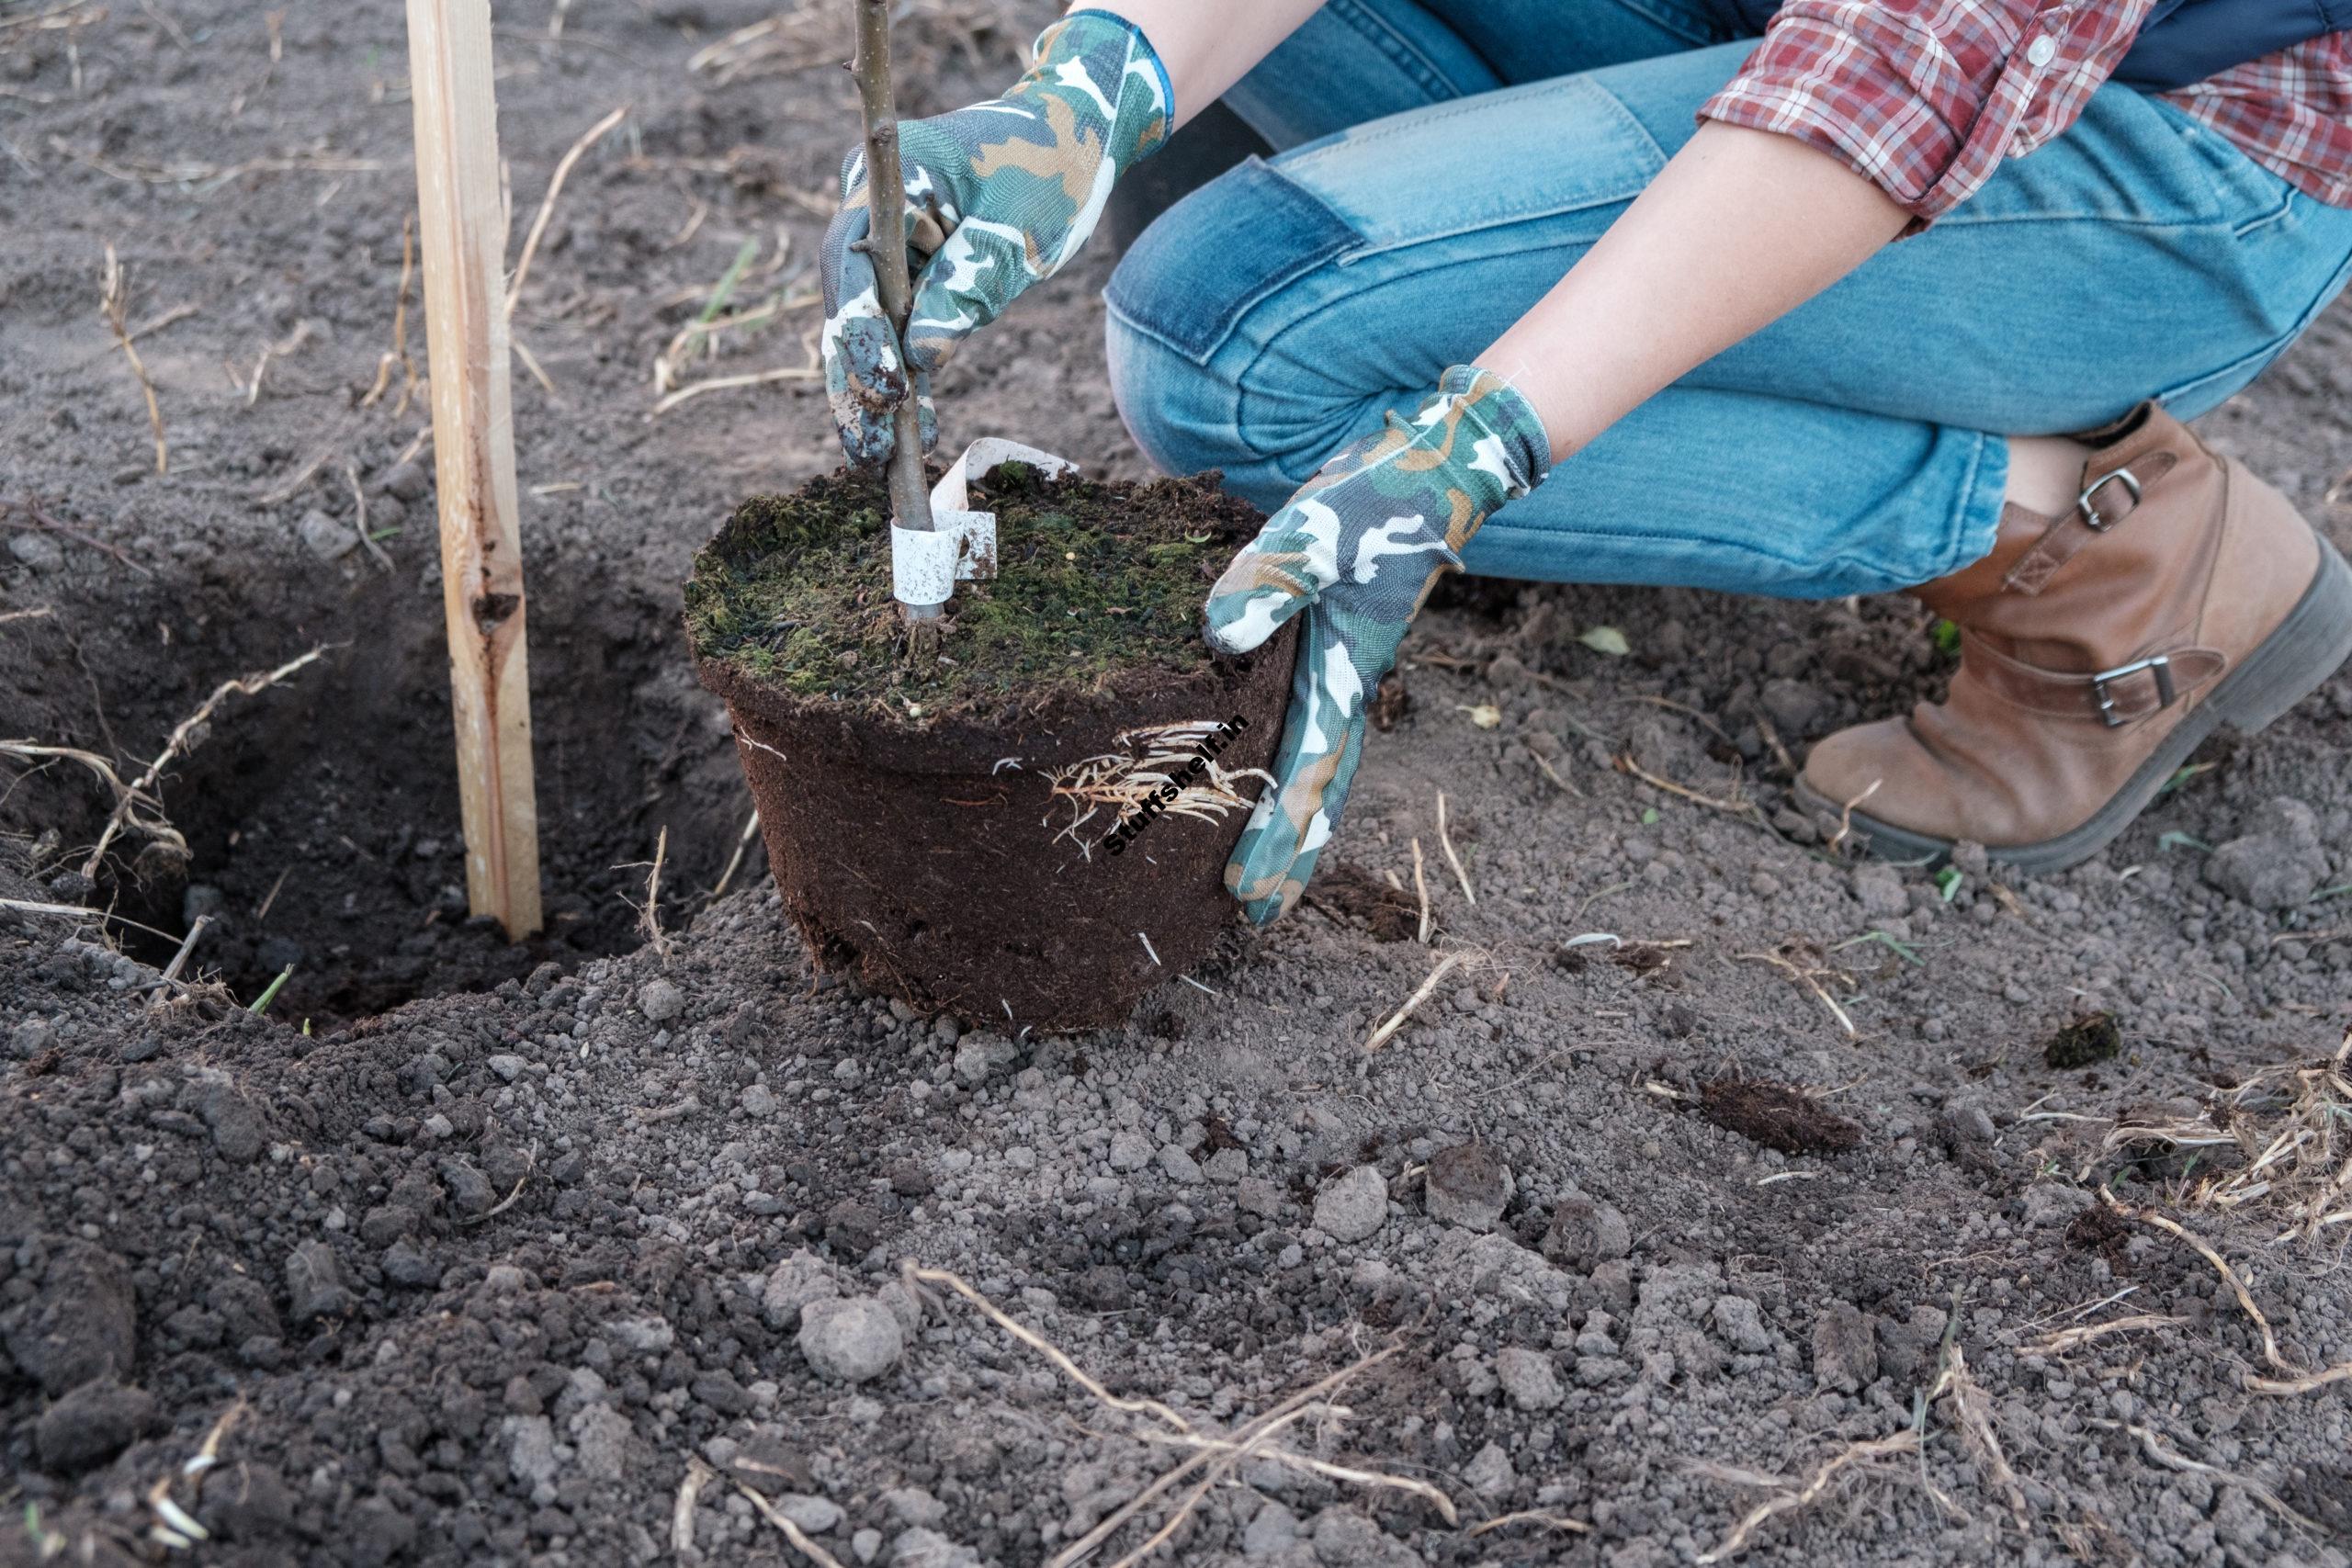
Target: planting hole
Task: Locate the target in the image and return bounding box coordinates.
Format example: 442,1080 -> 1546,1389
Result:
6,552 -> 746,1024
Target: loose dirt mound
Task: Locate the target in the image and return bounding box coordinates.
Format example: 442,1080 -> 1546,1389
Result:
6,4 -> 2352,1567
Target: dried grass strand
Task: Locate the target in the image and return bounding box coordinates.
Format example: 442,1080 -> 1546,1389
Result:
1732,948 -> 1857,1038
1614,750 -> 1772,832
1409,837 -> 1430,943
1114,1421 -> 1455,1522
343,462 -> 392,572
1469,1510 -> 1591,1538
79,646 -> 330,878
709,811 -> 761,900
902,1262 -> 1192,1433
737,1477 -> 853,1567
100,243 -> 167,474
2099,1187 -> 2297,1374
1097,1408 -> 1310,1568
2027,1314 -> 2187,1357
672,1458 -> 712,1555
1436,791 -> 1474,906
1930,1343 -> 2029,1530
505,103 -> 628,318
1366,948 -> 1473,1054
2087,1418 -> 2319,1535
650,362 -> 819,414
1050,1344 -> 1421,1568
1693,1430 -> 1919,1563
361,214 -> 418,414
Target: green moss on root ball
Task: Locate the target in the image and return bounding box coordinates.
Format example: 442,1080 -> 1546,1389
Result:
684,465 -> 1261,714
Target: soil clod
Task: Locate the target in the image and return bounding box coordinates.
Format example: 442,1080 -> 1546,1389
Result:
1697,1078 -> 1866,1156
1317,863 -> 1421,942
2045,1009 -> 2124,1069
1424,1142 -> 1511,1232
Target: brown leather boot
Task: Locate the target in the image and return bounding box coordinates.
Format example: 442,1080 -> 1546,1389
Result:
1798,403 -> 2352,873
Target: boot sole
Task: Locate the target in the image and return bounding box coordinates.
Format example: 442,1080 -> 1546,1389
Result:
1794,530 -> 2352,875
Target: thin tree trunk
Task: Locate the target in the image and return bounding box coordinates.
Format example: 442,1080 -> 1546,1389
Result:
854,0 -> 943,659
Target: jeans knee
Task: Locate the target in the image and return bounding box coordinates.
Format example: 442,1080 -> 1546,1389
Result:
1102,301 -> 1244,494
1106,301 -> 1384,514
1104,159 -> 1382,510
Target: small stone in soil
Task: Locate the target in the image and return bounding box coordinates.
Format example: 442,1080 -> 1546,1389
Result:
639,977 -> 685,1022
1495,1347 -> 1565,1411
607,1315 -> 674,1354
382,459 -> 430,501
381,1240 -> 438,1289
1313,1165 -> 1388,1243
2203,795 -> 2328,909
1850,864 -> 1910,919
797,1296 -> 903,1382
2023,1182 -> 2097,1229
8,531 -> 66,571
1236,1177 -> 1284,1218
284,1240 -> 355,1321
297,508 -> 356,561
825,1199 -> 884,1256
191,1077 -> 266,1164
763,1251 -> 840,1330
1712,1294 -> 1773,1353
953,1032 -> 1017,1086
1540,1195 -> 1630,1269
774,1494 -> 844,1534
7,1243 -> 138,1395
1462,1441 -> 1516,1497
1107,1129 -> 1152,1172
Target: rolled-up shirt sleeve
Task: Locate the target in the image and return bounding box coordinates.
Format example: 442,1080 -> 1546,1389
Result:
1700,0 -> 2159,223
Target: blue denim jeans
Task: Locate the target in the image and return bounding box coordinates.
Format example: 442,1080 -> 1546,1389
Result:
1102,0 -> 2352,598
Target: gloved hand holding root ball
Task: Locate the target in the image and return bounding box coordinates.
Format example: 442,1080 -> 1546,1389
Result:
1204,367 -> 1551,925
822,0 -> 2352,924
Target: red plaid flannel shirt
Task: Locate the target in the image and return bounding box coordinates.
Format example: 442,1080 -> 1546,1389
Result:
1702,3 -> 2352,222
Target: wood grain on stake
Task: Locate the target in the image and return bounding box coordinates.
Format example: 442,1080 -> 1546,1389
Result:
406,0 -> 542,936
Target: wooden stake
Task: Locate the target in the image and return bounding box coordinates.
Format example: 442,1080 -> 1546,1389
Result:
405,0 -> 542,938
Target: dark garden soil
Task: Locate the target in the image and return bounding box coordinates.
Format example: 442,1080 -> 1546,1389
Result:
6,5 -> 2352,1568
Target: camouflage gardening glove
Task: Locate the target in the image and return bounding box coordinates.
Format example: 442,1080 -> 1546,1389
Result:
820,8 -> 1171,466
1204,367 -> 1553,925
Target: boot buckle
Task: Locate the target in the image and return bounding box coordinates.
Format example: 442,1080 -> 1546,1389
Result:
2077,468 -> 2143,531
2091,653 -> 2174,727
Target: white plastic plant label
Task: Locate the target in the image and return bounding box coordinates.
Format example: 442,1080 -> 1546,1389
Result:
890,524 -> 961,606
891,437 -> 1081,608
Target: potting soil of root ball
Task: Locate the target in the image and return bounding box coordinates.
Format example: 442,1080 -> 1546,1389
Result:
684,464 -> 1261,716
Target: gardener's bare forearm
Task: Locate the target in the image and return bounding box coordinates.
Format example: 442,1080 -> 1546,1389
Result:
1091,0 -> 1324,128
1480,123 -> 1909,462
